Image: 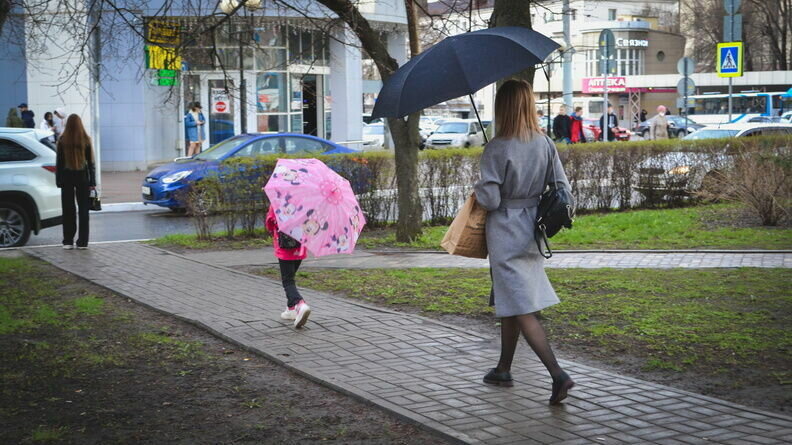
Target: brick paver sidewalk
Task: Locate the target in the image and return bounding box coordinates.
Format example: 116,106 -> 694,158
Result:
181,248 -> 792,269
30,244 -> 792,444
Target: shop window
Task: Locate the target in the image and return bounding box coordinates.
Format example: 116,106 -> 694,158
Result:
255,48 -> 286,71
257,114 -> 288,133
257,73 -> 287,113
608,9 -> 617,20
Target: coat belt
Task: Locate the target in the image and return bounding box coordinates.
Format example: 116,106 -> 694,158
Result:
499,197 -> 540,209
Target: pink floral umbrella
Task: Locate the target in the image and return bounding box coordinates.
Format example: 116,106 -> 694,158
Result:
263,158 -> 366,257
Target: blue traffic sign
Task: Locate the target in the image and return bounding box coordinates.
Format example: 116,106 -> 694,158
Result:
717,42 -> 742,77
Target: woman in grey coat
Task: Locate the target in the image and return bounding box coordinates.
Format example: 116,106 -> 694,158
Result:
474,80 -> 574,404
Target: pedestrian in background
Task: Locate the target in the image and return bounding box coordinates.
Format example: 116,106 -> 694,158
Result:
6,108 -> 24,127
53,108 -> 67,136
185,102 -> 206,157
265,206 -> 312,329
570,106 -> 586,143
56,114 -> 96,250
40,111 -> 57,142
552,105 -> 571,143
650,105 -> 669,140
18,103 -> 35,128
599,104 -> 618,141
640,109 -> 647,122
537,109 -> 547,134
475,79 -> 575,405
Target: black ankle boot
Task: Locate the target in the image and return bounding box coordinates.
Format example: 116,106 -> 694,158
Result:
483,368 -> 514,387
549,372 -> 574,405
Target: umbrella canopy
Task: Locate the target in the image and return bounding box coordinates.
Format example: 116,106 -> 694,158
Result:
371,26 -> 560,119
264,158 -> 366,257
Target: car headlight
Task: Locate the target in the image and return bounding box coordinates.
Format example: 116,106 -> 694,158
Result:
161,170 -> 193,184
667,166 -> 690,175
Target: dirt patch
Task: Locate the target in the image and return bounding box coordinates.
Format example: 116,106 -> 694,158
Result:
0,256 -> 448,445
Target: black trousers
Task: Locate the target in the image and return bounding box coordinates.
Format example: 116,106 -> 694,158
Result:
61,176 -> 91,247
278,259 -> 303,308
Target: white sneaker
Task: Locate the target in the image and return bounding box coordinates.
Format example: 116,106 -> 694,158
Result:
76,246 -> 88,250
63,244 -> 74,250
294,301 -> 311,329
280,308 -> 297,320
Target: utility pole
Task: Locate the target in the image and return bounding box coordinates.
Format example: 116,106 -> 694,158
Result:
238,8 -> 247,134
562,0 -> 573,109
89,0 -> 101,188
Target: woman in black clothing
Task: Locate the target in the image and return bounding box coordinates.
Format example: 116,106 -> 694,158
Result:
56,114 -> 96,250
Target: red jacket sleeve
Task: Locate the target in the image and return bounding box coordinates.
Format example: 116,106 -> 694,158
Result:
265,207 -> 278,233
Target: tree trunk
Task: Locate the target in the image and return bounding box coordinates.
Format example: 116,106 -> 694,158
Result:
490,0 -> 535,84
316,0 -> 423,241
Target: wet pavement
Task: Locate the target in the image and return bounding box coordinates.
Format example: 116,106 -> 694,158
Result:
25,209 -> 197,246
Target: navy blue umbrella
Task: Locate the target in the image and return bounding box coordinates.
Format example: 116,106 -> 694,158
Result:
371,26 -> 560,138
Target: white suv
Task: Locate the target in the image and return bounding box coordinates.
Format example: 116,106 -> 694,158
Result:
0,128 -> 62,247
425,119 -> 485,148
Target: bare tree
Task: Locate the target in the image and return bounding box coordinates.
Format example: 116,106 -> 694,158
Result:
489,0 -> 535,84
746,0 -> 791,71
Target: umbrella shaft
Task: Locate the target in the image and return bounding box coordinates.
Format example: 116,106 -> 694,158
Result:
469,94 -> 489,144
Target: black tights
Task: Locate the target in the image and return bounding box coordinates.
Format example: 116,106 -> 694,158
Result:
496,314 -> 563,379
278,259 -> 303,308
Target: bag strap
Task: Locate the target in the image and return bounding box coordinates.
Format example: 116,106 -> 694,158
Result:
535,223 -> 553,259
543,135 -> 559,189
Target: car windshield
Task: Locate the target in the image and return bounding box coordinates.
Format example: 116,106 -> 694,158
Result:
683,129 -> 739,139
363,125 -> 384,135
435,122 -> 468,134
193,136 -> 252,160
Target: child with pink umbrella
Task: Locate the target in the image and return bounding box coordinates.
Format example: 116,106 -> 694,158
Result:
264,158 -> 366,328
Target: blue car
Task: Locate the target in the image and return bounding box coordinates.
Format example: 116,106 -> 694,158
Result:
141,133 -> 359,210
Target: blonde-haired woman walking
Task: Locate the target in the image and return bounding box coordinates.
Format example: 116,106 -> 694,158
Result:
474,79 -> 574,404
56,114 -> 96,249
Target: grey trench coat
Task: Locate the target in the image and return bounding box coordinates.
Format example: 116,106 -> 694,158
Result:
474,135 -> 571,317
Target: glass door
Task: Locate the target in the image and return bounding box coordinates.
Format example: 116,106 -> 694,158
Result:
207,78 -> 235,146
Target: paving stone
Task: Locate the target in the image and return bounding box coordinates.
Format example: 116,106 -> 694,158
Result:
27,243 -> 792,445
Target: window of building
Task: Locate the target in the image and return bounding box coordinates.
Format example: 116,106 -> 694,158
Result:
0,140 -> 36,162
608,9 -> 617,20
656,51 -> 665,62
571,9 -> 577,20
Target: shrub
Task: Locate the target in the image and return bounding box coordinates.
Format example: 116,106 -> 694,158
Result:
696,136 -> 791,226
179,135 -> 792,234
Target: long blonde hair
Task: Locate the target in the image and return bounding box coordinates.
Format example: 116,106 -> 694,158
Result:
494,79 -> 541,142
57,114 -> 94,170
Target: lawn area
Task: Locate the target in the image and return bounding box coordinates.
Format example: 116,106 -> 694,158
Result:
253,266 -> 792,412
148,227 -> 272,251
357,204 -> 792,250
0,254 -> 445,444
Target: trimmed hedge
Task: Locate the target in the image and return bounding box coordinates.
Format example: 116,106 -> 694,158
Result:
182,135 -> 791,235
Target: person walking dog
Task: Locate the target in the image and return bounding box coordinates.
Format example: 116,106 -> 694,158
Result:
56,114 -> 96,250
474,79 -> 575,404
265,206 -> 312,328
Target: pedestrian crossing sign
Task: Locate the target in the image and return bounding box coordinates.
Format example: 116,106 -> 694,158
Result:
717,42 -> 743,77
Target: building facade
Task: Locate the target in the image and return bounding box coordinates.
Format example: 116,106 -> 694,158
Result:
0,1 -> 407,173
423,0 -> 790,126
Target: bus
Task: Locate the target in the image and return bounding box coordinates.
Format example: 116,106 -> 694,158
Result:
686,91 -> 792,125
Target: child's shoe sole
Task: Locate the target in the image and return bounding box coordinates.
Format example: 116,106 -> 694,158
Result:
294,307 -> 311,328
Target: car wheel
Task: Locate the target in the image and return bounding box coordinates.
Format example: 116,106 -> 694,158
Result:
464,141 -> 471,148
677,129 -> 687,138
0,202 -> 32,248
641,130 -> 649,138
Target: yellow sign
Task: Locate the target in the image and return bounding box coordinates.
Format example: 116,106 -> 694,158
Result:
148,20 -> 180,45
716,42 -> 743,77
146,46 -> 182,70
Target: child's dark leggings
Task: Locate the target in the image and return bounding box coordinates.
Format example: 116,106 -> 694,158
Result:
278,259 -> 303,308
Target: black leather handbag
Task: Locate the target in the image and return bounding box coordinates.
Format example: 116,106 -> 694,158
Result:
89,189 -> 102,212
535,139 -> 574,259
277,231 -> 301,250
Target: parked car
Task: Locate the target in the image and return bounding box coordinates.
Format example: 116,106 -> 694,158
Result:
683,123 -> 792,139
424,119 -> 485,148
362,123 -> 386,151
781,112 -> 792,124
0,127 -> 62,247
142,133 -> 359,210
635,115 -> 704,139
362,114 -> 382,125
583,119 -> 631,142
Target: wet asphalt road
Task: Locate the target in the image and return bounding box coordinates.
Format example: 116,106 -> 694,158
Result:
26,209 -> 200,246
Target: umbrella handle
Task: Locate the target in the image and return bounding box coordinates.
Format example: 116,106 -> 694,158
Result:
469,94 -> 489,144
